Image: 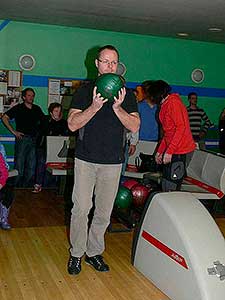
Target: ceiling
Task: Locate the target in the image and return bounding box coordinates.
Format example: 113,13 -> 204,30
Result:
1,0 -> 225,44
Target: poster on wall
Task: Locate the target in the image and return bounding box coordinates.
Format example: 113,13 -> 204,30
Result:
49,79 -> 60,95
0,69 -> 22,113
0,96 -> 4,113
8,71 -> 21,87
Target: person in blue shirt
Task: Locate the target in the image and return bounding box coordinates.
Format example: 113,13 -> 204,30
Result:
138,81 -> 159,142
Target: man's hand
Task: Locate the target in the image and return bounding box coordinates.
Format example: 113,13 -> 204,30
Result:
155,152 -> 163,164
128,144 -> 136,156
163,153 -> 172,164
92,87 -> 108,111
112,87 -> 126,110
14,131 -> 24,140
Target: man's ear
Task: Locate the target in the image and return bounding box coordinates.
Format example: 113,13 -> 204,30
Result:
95,59 -> 99,69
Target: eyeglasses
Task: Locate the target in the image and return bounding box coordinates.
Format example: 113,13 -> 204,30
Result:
98,59 -> 119,66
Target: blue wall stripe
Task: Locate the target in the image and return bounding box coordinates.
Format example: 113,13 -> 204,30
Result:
23,75 -> 84,87
0,20 -> 11,31
0,141 -> 15,144
171,85 -> 225,98
127,82 -> 225,98
23,75 -> 225,98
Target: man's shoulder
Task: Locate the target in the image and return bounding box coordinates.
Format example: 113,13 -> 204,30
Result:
125,87 -> 136,98
72,80 -> 94,99
71,80 -> 94,109
11,102 -> 23,109
76,80 -> 94,92
5,102 -> 23,115
197,106 -> 205,112
32,103 -> 41,108
32,103 -> 44,113
188,105 -> 204,110
124,87 -> 136,101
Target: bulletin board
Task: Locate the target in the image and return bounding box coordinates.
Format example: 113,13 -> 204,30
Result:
48,78 -> 87,117
0,69 -> 23,113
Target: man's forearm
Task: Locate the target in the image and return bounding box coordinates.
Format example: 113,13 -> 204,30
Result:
113,107 -> 140,133
2,115 -> 15,135
68,106 -> 98,132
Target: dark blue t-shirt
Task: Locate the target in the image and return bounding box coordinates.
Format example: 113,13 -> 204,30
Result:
138,100 -> 159,141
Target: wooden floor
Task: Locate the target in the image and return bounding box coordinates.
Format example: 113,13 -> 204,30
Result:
1,189 -> 225,300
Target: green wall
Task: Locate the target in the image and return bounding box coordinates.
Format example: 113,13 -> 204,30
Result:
0,19 -> 225,121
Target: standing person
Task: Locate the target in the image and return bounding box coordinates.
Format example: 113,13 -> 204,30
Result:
148,80 -> 196,192
2,88 -> 45,187
187,92 -> 213,149
138,80 -> 159,142
67,45 -> 140,275
219,107 -> 225,155
121,130 -> 139,175
33,102 -> 69,193
121,89 -> 139,175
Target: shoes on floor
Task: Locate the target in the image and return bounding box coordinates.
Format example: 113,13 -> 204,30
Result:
68,256 -> 82,275
0,202 -> 11,230
32,184 -> 42,193
85,255 -> 109,272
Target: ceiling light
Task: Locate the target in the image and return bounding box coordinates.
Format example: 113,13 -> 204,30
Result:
208,27 -> 222,32
177,32 -> 189,37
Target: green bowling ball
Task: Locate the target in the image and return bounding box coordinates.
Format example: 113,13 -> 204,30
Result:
114,186 -> 133,209
95,73 -> 125,102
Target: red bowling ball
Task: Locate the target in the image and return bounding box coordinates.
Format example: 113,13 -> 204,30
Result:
122,179 -> 139,190
131,184 -> 150,207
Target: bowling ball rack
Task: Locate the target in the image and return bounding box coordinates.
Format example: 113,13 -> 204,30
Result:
109,177 -> 161,233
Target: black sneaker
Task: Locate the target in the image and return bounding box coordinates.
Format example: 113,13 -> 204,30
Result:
85,255 -> 109,272
68,256 -> 82,275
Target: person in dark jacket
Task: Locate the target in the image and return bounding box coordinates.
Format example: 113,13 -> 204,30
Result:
33,102 -> 68,193
2,88 -> 45,187
147,80 -> 196,192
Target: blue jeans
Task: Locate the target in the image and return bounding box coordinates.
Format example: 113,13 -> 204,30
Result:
14,136 -> 36,187
35,148 -> 46,186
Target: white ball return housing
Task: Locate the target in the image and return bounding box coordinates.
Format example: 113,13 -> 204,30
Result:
132,192 -> 225,300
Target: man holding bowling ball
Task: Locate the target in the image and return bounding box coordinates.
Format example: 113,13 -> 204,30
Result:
67,45 -> 140,275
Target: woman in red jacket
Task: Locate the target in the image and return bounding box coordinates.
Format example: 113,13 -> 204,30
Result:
147,80 -> 196,191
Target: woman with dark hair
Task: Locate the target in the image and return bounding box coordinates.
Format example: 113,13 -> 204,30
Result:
219,108 -> 225,155
33,102 -> 69,193
147,80 -> 196,191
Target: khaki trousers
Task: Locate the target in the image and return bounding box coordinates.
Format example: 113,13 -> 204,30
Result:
70,158 -> 122,257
